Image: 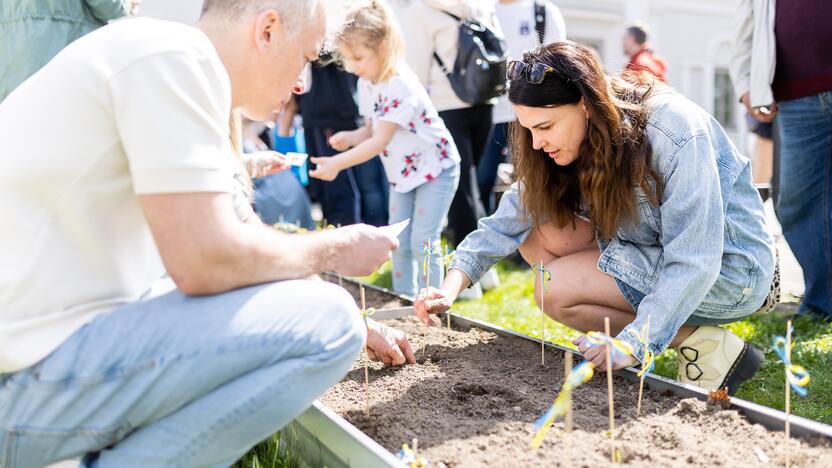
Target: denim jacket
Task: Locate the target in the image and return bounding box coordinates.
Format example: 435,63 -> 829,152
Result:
450,91 -> 776,363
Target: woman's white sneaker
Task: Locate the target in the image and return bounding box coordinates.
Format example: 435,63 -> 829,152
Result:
675,326 -> 763,395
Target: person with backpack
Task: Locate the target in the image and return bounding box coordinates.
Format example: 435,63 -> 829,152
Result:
309,0 -> 461,297
481,0 -> 566,214
404,0 -> 506,249
296,58 -> 390,227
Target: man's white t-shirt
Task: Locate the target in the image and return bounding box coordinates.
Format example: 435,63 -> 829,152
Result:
493,0 -> 567,123
0,18 -> 236,373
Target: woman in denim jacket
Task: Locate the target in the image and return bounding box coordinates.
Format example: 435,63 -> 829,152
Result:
415,42 -> 779,394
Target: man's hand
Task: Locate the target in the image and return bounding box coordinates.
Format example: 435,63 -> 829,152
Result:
741,92 -> 777,123
573,335 -> 637,371
365,319 -> 417,365
328,224 -> 398,277
414,287 -> 454,326
309,156 -> 343,182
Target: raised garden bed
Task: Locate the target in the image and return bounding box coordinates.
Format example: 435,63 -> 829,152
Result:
287,277 -> 832,467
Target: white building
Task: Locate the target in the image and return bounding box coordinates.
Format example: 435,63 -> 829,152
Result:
138,0 -> 749,150
555,0 -> 747,150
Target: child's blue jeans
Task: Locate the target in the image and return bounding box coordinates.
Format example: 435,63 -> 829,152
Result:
389,165 -> 460,296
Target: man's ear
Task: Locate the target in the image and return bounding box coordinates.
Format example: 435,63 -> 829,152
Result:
253,9 -> 283,53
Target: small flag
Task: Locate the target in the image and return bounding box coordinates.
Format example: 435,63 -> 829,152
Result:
530,361 -> 594,448
773,325 -> 810,397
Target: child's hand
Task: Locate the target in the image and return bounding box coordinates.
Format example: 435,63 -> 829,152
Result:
328,131 -> 352,151
309,156 -> 342,181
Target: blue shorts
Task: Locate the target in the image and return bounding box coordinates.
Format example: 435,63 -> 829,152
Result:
613,277 -> 756,326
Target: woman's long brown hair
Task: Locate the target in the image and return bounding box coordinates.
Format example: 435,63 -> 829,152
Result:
508,41 -> 662,239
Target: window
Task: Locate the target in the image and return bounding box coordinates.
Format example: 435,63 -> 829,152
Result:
570,37 -> 605,68
713,68 -> 736,129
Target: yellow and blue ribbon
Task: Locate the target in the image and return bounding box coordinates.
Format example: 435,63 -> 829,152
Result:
533,262 -> 552,293
397,443 -> 429,468
530,361 -> 594,448
585,331 -> 635,363
632,319 -> 654,377
773,325 -> 810,397
360,307 -> 375,329
422,241 -> 437,277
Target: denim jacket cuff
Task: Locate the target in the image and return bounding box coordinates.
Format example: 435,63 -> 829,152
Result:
617,325 -> 663,368
449,255 -> 484,286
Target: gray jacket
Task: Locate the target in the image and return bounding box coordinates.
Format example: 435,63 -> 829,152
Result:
0,0 -> 131,101
450,91 -> 776,362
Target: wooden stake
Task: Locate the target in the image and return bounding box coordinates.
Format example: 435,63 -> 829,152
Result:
785,319 -> 792,468
360,285 -> 370,417
413,438 -> 419,463
637,321 -> 650,418
444,244 -> 451,330
425,255 -> 430,289
539,260 -> 545,366
337,224 -> 343,287
565,351 -> 574,433
604,317 -> 617,463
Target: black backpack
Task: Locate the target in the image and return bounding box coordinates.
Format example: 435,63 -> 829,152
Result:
433,10 -> 509,105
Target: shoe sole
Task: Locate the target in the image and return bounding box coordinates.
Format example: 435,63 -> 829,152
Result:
720,342 -> 764,396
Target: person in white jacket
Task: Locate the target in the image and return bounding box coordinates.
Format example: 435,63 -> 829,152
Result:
730,0 -> 832,320
403,0 -> 500,249
481,0 -> 566,214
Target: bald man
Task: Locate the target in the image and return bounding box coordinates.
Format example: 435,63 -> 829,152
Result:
0,1 -> 414,465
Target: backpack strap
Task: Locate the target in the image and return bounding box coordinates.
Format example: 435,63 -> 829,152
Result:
534,1 -> 546,45
432,9 -> 463,77
433,52 -> 451,77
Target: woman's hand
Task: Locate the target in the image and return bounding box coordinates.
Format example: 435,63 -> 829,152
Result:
328,131 -> 354,151
365,319 -> 417,365
414,287 -> 456,326
573,335 -> 637,370
246,151 -> 290,178
309,156 -> 343,182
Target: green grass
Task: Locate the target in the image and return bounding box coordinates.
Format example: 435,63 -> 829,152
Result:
234,431 -> 300,468
239,259 -> 832,465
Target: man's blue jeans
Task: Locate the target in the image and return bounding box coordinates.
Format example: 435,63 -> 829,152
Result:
0,280 -> 365,467
776,91 -> 832,317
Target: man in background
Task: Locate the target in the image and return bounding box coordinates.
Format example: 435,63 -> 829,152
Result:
622,24 -> 668,82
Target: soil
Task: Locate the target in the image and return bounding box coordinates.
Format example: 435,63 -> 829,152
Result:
323,273 -> 409,310
321,283 -> 832,467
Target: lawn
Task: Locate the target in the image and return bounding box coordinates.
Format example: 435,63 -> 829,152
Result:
238,259 -> 832,466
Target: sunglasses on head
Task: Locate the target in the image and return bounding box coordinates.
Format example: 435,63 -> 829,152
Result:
507,60 -> 555,84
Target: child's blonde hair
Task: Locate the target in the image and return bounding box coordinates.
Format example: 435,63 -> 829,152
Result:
337,0 -> 404,83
